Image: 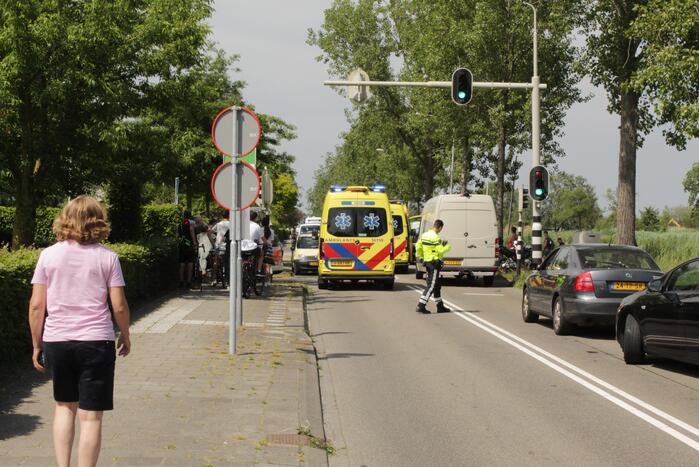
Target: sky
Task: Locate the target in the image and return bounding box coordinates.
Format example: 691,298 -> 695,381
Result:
209,1 -> 698,214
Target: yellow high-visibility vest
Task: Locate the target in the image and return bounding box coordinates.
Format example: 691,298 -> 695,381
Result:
416,229 -> 451,262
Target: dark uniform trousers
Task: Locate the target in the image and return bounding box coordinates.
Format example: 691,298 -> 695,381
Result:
419,260 -> 443,305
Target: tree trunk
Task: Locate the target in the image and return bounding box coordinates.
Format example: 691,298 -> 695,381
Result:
423,154 -> 434,200
616,90 -> 638,246
12,168 -> 37,248
496,125 -> 506,241
460,135 -> 472,195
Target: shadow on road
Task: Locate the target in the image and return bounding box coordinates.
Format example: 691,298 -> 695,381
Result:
535,318 -> 617,340
647,359 -> 699,378
0,365 -> 47,440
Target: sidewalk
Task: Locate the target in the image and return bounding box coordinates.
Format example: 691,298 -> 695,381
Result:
0,281 -> 329,466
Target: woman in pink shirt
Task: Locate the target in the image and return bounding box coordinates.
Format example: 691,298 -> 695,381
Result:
28,196 -> 131,467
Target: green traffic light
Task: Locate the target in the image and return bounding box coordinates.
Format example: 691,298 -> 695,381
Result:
458,91 -> 467,99
535,188 -> 544,196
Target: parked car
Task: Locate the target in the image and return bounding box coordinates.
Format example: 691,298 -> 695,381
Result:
292,234 -> 319,275
522,244 -> 662,335
616,256 -> 699,365
271,237 -> 284,274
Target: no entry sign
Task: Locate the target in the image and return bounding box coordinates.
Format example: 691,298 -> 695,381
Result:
211,106 -> 261,158
211,161 -> 260,211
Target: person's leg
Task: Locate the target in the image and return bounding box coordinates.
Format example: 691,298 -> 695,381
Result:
434,269 -> 450,312
53,402 -> 78,467
77,409 -> 103,467
179,262 -> 186,285
186,262 -> 194,286
417,263 -> 436,312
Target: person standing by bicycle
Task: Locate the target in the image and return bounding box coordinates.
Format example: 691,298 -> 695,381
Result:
210,211 -> 230,287
177,210 -> 197,288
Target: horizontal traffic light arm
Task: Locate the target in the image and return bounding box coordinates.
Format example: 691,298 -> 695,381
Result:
324,80 -> 548,90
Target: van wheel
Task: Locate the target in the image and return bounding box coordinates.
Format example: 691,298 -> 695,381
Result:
416,269 -> 424,280
483,275 -> 494,287
383,279 -> 395,290
622,315 -> 645,364
318,277 -> 328,290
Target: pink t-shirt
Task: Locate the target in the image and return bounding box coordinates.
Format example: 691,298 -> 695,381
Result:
31,241 -> 126,342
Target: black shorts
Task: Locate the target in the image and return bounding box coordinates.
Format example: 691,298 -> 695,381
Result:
43,340 -> 116,411
178,244 -> 195,263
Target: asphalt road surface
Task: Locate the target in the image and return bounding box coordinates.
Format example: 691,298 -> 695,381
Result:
301,271 -> 699,466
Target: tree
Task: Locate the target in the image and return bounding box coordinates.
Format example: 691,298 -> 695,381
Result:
541,171 -> 602,231
683,162 -> 699,209
629,0 -> 699,149
0,0 -> 213,246
582,0 -> 698,245
638,206 -> 660,231
270,173 -> 300,237
309,0 -> 583,239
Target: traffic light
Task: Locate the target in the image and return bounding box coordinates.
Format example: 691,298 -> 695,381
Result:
451,68 -> 473,105
529,165 -> 549,201
519,187 -> 529,211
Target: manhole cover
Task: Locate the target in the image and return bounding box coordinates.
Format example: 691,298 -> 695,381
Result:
267,434 -> 311,446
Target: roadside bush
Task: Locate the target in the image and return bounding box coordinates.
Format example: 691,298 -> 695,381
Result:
0,241 -> 177,367
0,248 -> 41,364
142,204 -> 181,240
637,230 -> 699,271
0,204 -> 179,246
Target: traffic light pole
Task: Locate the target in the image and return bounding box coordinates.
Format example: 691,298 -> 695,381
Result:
324,79 -> 547,91
524,1 -> 543,266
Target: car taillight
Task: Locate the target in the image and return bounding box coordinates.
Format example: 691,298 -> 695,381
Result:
319,238 -> 325,259
574,272 -> 594,292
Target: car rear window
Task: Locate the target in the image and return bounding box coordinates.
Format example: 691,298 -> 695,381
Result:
297,236 -> 319,249
392,215 -> 404,236
576,248 -> 659,270
327,207 -> 388,238
300,225 -> 319,235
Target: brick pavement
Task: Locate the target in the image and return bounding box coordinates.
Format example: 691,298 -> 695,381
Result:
0,281 -> 328,467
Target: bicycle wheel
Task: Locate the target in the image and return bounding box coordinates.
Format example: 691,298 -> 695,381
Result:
254,272 -> 265,296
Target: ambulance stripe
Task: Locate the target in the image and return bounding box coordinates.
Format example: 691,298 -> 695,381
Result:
395,240 -> 407,256
364,244 -> 392,269
326,243 -> 354,259
323,243 -> 343,259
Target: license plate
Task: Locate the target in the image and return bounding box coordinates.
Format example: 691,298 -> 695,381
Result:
332,259 -> 353,267
444,259 -> 462,265
310,261 -> 318,267
612,282 -> 646,291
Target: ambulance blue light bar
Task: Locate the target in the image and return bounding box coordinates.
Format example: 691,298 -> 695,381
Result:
371,184 -> 386,192
330,185 -> 346,192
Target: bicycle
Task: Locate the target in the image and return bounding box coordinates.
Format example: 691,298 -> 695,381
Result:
241,249 -> 265,298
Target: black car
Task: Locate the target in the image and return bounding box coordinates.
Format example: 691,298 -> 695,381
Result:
616,256 -> 699,365
522,244 -> 662,335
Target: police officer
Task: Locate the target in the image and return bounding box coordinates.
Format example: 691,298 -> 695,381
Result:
415,219 -> 451,314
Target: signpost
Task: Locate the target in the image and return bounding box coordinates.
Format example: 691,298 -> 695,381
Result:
211,106 -> 261,354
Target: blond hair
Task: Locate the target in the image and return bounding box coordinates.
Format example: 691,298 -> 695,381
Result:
52,196 -> 111,244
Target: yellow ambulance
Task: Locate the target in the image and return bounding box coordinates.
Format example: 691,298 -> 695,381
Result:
318,185 -> 395,289
390,201 -> 411,273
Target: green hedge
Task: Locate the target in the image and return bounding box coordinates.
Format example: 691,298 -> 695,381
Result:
0,204 -> 180,246
142,204 -> 181,240
0,241 -> 177,366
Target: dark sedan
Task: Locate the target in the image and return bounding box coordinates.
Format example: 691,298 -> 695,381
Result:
522,245 -> 662,335
616,256 -> 699,365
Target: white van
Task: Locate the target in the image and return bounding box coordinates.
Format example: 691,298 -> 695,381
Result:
416,194 -> 498,286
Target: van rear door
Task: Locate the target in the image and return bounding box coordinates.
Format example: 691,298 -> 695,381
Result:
440,208 -> 468,267
464,201 -> 496,268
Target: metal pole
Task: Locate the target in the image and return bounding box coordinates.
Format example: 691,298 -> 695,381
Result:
516,211 -> 523,275
235,112 -> 244,327
174,177 -> 180,206
324,79 -> 546,90
523,1 -> 543,266
229,108 -> 239,354
450,139 -> 455,194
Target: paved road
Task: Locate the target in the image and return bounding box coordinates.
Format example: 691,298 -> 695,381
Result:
303,271 -> 699,466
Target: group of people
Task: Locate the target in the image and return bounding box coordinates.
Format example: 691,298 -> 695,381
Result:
176,209 -> 278,289
502,226 -> 565,260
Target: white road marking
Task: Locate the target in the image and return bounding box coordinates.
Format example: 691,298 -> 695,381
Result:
408,286 -> 699,451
